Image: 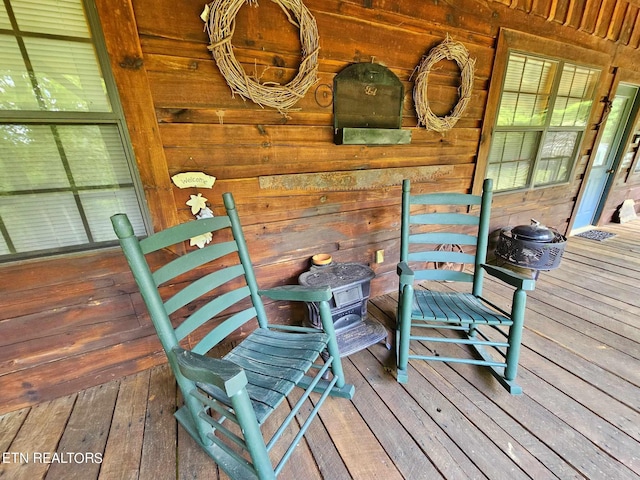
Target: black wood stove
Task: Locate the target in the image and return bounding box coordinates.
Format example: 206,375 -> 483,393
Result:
298,261 -> 388,357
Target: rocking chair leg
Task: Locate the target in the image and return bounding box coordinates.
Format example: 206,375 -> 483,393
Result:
470,343 -> 523,395
317,301 -> 348,389
299,377 -> 355,399
489,366 -> 523,395
468,321 -> 478,338
231,392 -> 276,480
505,288 -> 527,382
396,285 -> 413,384
297,358 -> 355,399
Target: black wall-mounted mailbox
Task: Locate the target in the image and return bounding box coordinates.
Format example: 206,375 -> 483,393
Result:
333,63 -> 411,145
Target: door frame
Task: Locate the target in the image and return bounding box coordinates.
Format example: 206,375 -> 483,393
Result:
569,68 -> 640,232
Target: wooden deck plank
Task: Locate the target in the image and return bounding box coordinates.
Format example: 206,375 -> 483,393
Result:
412,313 -> 640,480
545,263 -> 640,313
481,280 -> 640,387
565,238 -> 640,272
177,419 -> 219,479
345,350 -> 445,480
97,370 -> 150,480
526,275 -> 640,337
315,395 -> 405,479
287,388 -> 352,480
519,324 -> 640,442
426,359 -> 581,480
0,407 -> 28,452
450,359 -> 639,479
405,341 -> 536,480
517,349 -> 640,473
482,279 -> 640,369
139,364 -> 177,480
513,298 -> 640,412
403,344 -> 557,480
422,358 -> 590,479
45,382 -> 119,480
561,247 -> 640,276
0,394 -> 76,480
520,360 -> 640,478
553,254 -> 640,294
344,333 -> 488,479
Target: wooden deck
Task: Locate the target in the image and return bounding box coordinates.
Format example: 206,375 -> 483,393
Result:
2,221 -> 639,479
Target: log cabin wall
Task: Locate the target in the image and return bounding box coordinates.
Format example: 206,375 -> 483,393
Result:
3,0 -> 640,415
105,0 -> 640,285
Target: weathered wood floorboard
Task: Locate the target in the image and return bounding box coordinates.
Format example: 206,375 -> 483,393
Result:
0,222 -> 639,479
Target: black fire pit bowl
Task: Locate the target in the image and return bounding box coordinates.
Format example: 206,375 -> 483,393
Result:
496,222 -> 567,271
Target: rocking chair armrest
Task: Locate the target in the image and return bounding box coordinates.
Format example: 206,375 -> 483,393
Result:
481,264 -> 536,291
172,347 -> 248,397
259,285 -> 332,303
397,261 -> 415,285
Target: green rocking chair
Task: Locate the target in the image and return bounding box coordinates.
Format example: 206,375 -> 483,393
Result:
111,193 -> 354,480
396,179 -> 535,394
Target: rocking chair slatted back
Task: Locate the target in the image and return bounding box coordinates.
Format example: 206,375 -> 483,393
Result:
400,180 -> 492,289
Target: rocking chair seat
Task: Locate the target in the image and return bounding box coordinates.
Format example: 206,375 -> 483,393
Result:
218,327 -> 330,425
412,290 -> 513,326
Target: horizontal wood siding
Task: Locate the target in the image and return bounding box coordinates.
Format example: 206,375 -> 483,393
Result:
133,0 -> 494,299
0,250 -> 165,414
3,0 -> 640,413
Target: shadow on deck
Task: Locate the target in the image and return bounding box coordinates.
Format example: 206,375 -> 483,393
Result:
2,222 -> 640,479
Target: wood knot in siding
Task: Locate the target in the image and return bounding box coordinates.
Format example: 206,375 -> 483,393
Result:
119,56 -> 144,70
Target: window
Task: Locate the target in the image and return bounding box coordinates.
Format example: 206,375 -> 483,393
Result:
0,0 -> 147,260
485,50 -> 600,192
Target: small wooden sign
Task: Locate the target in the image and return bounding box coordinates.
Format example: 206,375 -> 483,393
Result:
171,172 -> 216,189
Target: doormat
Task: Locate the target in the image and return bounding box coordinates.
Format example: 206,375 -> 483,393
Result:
575,229 -> 616,241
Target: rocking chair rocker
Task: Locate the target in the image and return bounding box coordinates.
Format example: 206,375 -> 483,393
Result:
111,193 -> 354,479
396,178 -> 535,394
